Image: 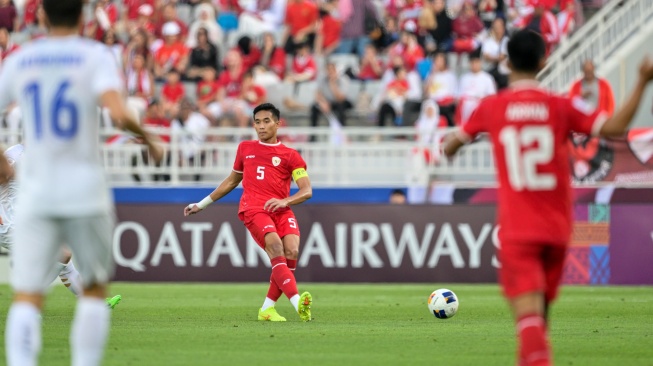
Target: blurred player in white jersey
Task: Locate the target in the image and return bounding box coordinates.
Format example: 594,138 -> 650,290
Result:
0,144 -> 122,308
0,0 -> 163,365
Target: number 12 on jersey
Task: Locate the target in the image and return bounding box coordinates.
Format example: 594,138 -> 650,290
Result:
24,80 -> 79,139
499,125 -> 556,191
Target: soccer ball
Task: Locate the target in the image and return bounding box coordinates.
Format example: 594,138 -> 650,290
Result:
427,288 -> 459,319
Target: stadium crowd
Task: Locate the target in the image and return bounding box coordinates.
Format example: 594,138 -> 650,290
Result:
0,0 -> 600,152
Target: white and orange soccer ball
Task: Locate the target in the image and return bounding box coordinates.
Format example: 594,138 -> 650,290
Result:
427,289 -> 459,319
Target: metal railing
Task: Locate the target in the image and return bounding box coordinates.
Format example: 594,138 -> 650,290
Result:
3,127 -> 497,187
538,0 -> 653,92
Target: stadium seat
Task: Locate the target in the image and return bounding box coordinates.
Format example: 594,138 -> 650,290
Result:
183,82 -> 198,103
416,59 -> 433,80
328,54 -> 360,74
295,81 -> 319,107
218,12 -> 239,33
346,80 -> 362,103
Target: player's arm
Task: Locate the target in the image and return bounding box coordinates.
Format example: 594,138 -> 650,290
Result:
443,100 -> 488,157
100,90 -> 164,163
598,57 -> 653,137
184,170 -> 244,216
264,167 -> 313,212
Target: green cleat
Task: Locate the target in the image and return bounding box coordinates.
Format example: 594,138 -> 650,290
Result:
298,292 -> 312,322
258,307 -> 287,322
106,295 -> 122,309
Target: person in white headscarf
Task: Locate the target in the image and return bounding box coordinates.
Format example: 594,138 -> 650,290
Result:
415,99 -> 441,146
187,3 -> 223,48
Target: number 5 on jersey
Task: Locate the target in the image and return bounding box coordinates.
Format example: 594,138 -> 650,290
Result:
499,125 -> 556,191
256,166 -> 265,180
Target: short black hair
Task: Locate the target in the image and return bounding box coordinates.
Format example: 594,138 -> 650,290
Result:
390,189 -> 406,197
43,0 -> 83,28
253,103 -> 281,121
507,30 -> 546,73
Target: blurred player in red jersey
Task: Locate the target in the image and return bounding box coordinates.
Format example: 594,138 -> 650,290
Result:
184,103 -> 313,322
444,30 -> 653,366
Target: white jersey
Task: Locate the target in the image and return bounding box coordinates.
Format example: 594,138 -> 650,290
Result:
0,36 -> 124,217
0,144 -> 23,235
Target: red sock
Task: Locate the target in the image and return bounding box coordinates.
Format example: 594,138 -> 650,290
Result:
267,258 -> 297,301
270,256 -> 298,299
517,314 -> 551,366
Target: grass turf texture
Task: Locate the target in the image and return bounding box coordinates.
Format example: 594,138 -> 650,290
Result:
1,284 -> 652,365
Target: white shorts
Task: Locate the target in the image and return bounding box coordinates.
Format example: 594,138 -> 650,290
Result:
10,212 -> 115,293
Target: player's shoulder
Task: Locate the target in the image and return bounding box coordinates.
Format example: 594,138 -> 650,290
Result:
238,140 -> 259,149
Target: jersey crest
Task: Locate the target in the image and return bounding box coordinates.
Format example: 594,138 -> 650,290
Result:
272,156 -> 281,166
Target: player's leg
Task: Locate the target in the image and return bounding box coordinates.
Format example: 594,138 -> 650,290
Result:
241,212 -> 287,321
56,247 -> 83,297
280,234 -> 312,321
499,241 -> 551,366
6,215 -> 63,366
63,213 -> 115,366
262,212 -> 301,310
542,245 -> 568,325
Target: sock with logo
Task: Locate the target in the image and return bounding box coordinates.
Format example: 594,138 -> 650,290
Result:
5,302 -> 42,366
516,314 -> 551,366
59,260 -> 83,297
270,256 -> 299,309
262,258 -> 297,311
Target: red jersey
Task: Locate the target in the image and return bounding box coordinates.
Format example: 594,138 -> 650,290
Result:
218,68 -> 245,98
162,83 -> 185,103
197,80 -> 220,104
154,42 -> 189,68
320,15 -> 341,49
285,0 -> 319,36
460,80 -> 607,244
124,0 -> 155,21
233,140 -> 307,214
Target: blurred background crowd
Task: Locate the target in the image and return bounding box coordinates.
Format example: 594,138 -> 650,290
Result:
0,0 -> 607,149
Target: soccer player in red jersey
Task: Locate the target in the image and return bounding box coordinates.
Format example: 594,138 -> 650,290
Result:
444,30 -> 653,366
184,103 -> 313,322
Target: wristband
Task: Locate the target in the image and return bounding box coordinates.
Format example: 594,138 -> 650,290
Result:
197,196 -> 214,210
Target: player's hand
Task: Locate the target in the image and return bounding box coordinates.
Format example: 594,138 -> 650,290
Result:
184,203 -> 202,216
264,198 -> 289,212
639,56 -> 653,82
148,142 -> 165,165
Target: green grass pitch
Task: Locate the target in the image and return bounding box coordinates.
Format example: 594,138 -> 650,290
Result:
1,283 -> 652,365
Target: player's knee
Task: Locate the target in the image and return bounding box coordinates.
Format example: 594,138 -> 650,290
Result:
264,241 -> 284,258
284,247 -> 299,259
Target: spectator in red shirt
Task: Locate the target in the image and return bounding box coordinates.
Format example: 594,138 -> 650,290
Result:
284,0 -> 319,55
285,42 -> 317,83
388,22 -> 425,71
130,4 -> 156,35
452,1 -> 484,54
358,44 -> 384,80
523,0 -> 559,55
241,70 -> 267,109
233,36 -> 262,72
316,7 -> 341,56
0,27 -> 18,63
218,50 -> 246,98
161,70 -> 186,117
260,32 -> 286,79
22,0 -> 40,29
155,3 -> 189,39
123,0 -> 155,23
196,68 -> 220,117
0,0 -> 17,33
143,99 -> 171,144
24,3 -> 47,40
154,22 -> 190,80
377,66 -> 411,127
